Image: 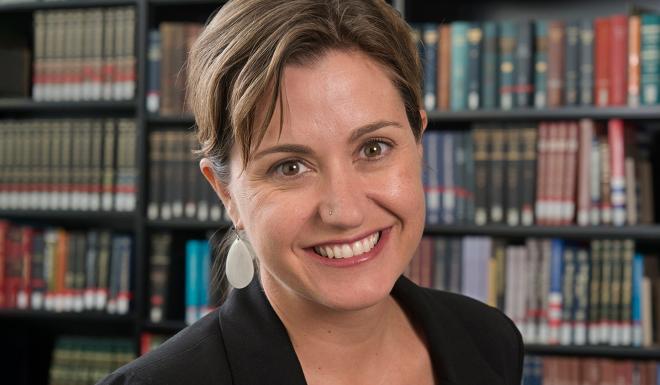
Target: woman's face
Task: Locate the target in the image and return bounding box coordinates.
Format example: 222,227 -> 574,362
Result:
220,49 -> 426,311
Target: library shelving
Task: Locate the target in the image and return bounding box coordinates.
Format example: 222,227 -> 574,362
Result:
1,0 -> 660,384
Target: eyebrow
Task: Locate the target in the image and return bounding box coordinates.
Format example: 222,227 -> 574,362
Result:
251,120 -> 403,161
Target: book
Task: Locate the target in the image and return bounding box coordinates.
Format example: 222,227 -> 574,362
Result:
450,22 -> 469,110
498,21 -> 516,110
640,14 -> 660,105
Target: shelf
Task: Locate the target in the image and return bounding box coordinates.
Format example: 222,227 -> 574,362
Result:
147,115 -> 195,127
0,210 -> 135,230
148,0 -> 221,5
147,219 -> 230,231
525,344 -> 660,359
423,224 -> 660,240
0,309 -> 135,323
0,0 -> 136,12
427,105 -> 660,122
0,99 -> 136,114
142,320 -> 187,334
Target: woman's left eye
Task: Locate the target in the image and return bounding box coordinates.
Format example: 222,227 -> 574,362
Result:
361,140 -> 392,159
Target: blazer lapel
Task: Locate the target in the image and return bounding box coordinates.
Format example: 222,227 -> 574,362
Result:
218,279 -> 307,385
392,276 -> 508,385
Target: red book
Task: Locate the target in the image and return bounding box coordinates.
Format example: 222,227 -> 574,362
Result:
608,119 -> 626,226
0,221 -> 9,309
595,18 -> 611,106
582,358 -> 601,385
4,226 -> 23,309
562,122 -> 579,225
548,22 -> 565,107
610,15 -> 629,106
17,227 -> 33,310
550,122 -> 566,226
438,24 -> 451,110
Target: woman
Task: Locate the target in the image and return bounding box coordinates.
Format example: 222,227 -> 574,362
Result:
100,0 -> 523,384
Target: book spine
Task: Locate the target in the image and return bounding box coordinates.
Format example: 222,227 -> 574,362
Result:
609,240 -> 623,345
515,21 -> 533,108
505,128 -> 521,226
185,240 -> 200,325
17,227 -> 33,310
147,30 -> 161,113
498,21 -> 516,110
564,21 -> 580,106
560,247 -> 575,345
588,240 -> 602,344
573,249 -> 590,345
562,121 -> 578,225
599,240 -> 613,343
534,21 -> 549,108
579,19 -> 595,106
535,122 -> 548,225
463,131 -> 476,225
489,128 -> 505,224
84,231 -> 98,311
33,11 -> 46,101
589,128 -> 602,225
624,126 -> 637,225
595,18 -> 611,106
442,132 -> 455,224
599,131 -> 613,225
466,23 -> 482,110
547,21 -> 565,107
620,240 -> 634,346
632,251 -> 643,346
548,239 -> 564,344
608,119 -> 626,226
609,15 -> 628,106
473,128 -> 488,226
520,127 -> 537,226
102,8 -> 116,101
453,133 -> 466,223
450,22 -> 469,110
481,22 -> 498,109
641,14 -> 660,105
30,231 -> 46,310
422,23 -> 438,111
438,24 -> 452,110
577,119 -> 593,226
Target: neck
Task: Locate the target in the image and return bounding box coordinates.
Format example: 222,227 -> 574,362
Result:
260,271 -> 405,380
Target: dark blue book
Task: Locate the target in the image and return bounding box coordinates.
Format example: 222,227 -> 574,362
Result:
564,21 -> 580,105
422,23 -> 439,111
515,21 -> 534,108
498,21 -> 517,110
534,21 -> 549,108
146,30 -> 161,114
466,23 -> 482,110
579,19 -> 594,106
451,22 -> 470,110
481,22 -> 499,109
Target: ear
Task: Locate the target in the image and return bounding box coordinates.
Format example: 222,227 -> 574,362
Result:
199,158 -> 243,228
417,109 -> 428,156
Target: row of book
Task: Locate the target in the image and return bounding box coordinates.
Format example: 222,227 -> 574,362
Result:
148,130 -> 226,222
522,356 -> 659,385
406,236 -> 660,347
149,233 -> 216,325
32,7 -> 136,102
422,120 -> 656,226
0,119 -> 137,212
0,220 -> 133,314
49,336 -> 135,385
146,22 -> 203,116
414,13 -> 660,111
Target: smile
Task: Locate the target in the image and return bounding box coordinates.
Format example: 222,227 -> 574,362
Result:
313,231 -> 381,259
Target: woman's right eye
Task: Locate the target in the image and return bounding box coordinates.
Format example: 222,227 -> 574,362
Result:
273,160 -> 310,177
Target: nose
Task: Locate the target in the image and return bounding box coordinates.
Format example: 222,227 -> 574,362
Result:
318,165 -> 365,228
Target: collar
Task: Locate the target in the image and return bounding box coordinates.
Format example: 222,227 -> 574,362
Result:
218,276 -> 506,385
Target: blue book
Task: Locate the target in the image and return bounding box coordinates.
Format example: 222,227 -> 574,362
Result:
146,30 -> 161,114
641,14 -> 660,105
548,239 -> 564,344
632,252 -> 644,346
186,240 -> 201,325
450,22 -> 470,110
534,21 -> 549,108
466,22 -> 482,110
422,23 -> 439,111
498,21 -> 517,110
199,240 -> 212,317
481,22 -> 498,109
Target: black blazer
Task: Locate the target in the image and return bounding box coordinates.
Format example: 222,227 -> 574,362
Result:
98,276 -> 523,385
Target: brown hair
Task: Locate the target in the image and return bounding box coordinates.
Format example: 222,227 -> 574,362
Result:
186,0 -> 423,302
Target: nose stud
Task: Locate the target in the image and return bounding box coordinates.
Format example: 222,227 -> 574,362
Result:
329,208 -> 334,216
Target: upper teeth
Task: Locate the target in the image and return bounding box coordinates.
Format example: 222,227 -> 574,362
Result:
313,232 -> 380,259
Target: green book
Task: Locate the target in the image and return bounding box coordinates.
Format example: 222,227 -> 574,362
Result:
641,14 -> 660,104
481,22 -> 499,109
450,22 -> 470,110
498,21 -> 517,110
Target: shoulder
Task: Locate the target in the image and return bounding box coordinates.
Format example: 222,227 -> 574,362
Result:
422,287 -> 524,384
97,310 -> 232,385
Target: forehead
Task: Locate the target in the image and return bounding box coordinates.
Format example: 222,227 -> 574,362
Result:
257,49 -> 406,146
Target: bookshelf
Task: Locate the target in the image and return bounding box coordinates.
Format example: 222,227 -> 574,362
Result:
0,0 -> 659,384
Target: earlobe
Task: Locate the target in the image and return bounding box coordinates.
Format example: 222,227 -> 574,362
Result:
199,158 -> 242,227
419,109 -> 428,135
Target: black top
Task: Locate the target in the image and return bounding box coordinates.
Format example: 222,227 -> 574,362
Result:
98,276 -> 524,385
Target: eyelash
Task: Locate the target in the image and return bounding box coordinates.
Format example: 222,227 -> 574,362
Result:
360,138 -> 393,160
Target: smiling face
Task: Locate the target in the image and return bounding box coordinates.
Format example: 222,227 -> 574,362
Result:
215,48 -> 426,311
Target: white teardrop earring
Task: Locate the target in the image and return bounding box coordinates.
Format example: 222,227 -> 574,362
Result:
225,231 -> 255,289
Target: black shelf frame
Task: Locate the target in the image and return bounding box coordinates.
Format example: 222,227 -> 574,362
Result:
525,344 -> 660,360
0,0 -> 136,12
147,115 -> 195,127
0,309 -> 135,323
0,99 -> 136,113
427,105 -> 660,122
146,219 -> 230,230
424,224 -> 660,240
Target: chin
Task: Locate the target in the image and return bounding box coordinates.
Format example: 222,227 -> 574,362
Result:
310,275 -> 399,312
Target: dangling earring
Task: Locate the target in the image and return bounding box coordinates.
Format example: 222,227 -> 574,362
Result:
225,229 -> 255,289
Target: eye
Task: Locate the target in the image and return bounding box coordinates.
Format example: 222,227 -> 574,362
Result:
274,160 -> 310,177
361,140 -> 392,159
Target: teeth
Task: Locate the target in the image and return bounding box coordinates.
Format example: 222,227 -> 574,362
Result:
313,231 -> 380,259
